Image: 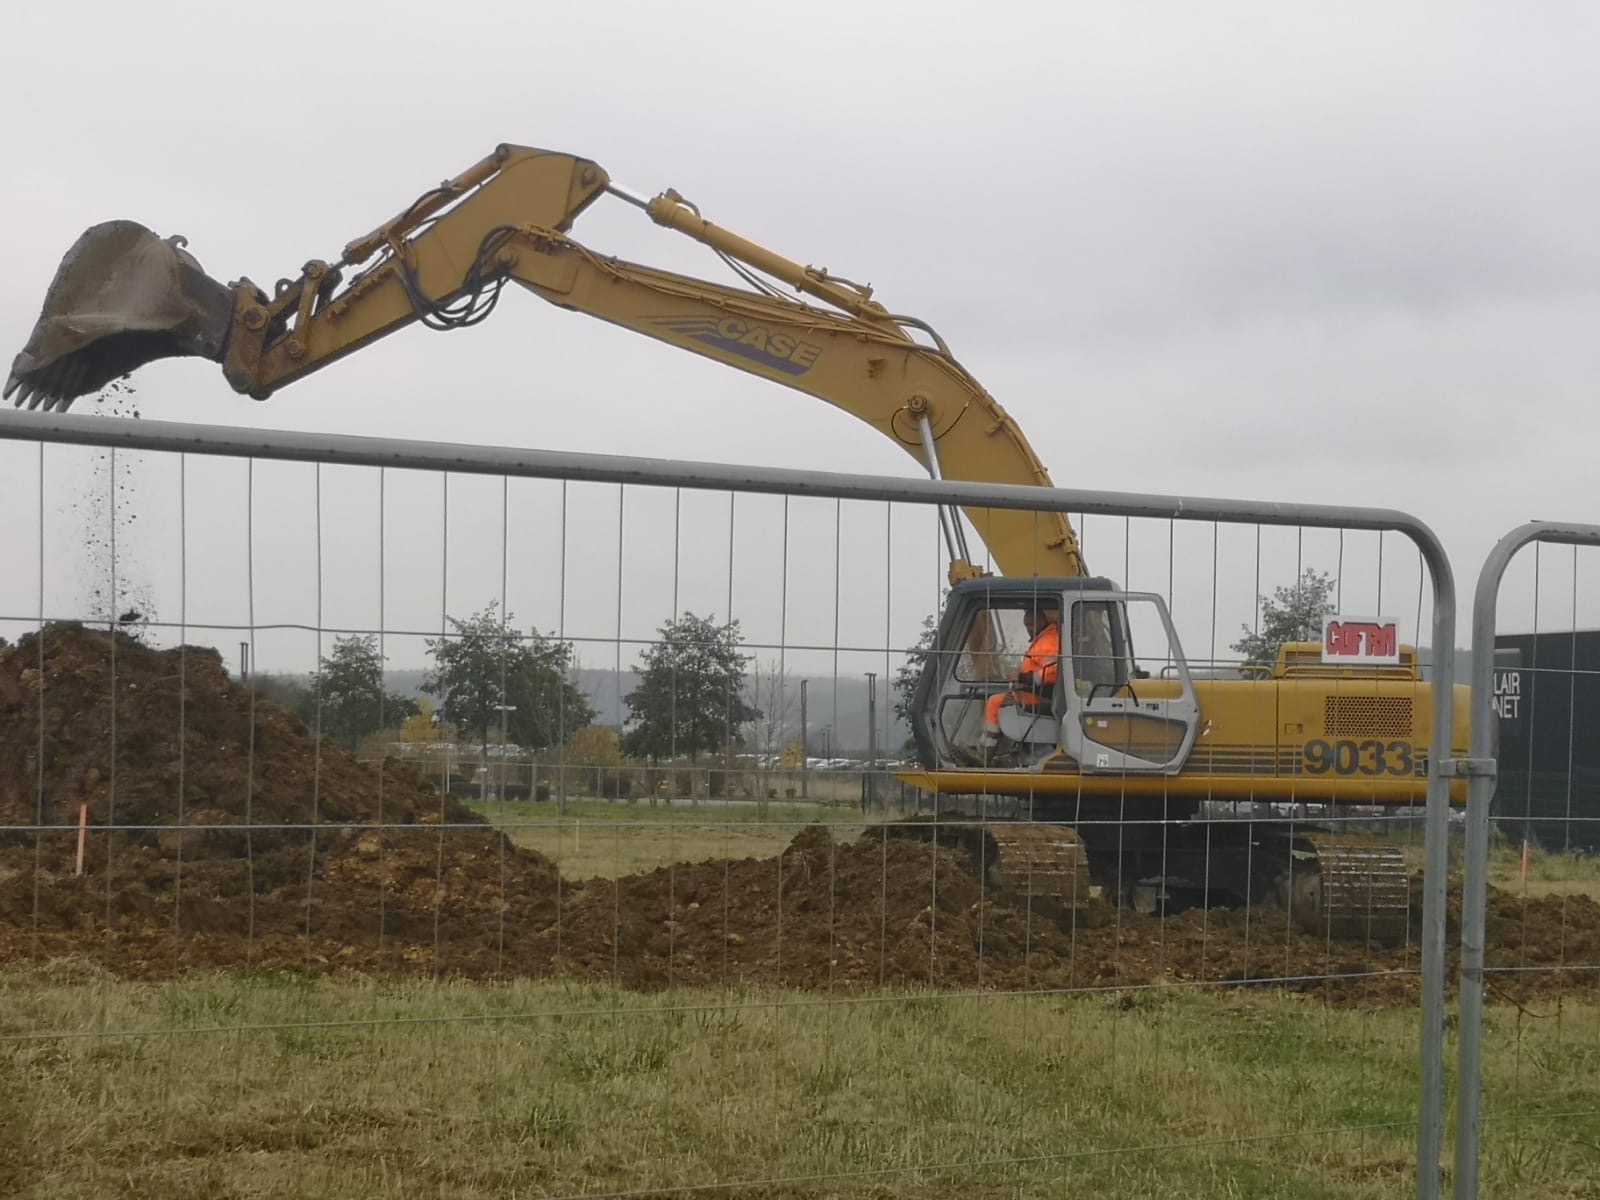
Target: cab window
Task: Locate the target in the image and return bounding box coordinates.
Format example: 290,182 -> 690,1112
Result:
954,605 -> 1038,683
1071,601 -> 1129,693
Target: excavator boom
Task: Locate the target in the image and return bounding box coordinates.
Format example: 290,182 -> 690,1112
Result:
5,143 -> 1084,581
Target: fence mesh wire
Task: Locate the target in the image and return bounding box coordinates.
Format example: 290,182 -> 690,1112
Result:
1466,539 -> 1600,1194
0,429 -> 1568,1196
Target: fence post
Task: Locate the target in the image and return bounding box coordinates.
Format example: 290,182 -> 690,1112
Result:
1416,555 -> 1460,1200
1453,521 -> 1600,1200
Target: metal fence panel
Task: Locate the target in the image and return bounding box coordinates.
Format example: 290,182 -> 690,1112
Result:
1457,523 -> 1600,1200
0,409 -> 1464,1198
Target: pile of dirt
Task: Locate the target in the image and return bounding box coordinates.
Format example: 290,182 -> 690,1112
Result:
1,626 -> 1596,1008
552,830 -> 1428,1004
0,625 -> 562,976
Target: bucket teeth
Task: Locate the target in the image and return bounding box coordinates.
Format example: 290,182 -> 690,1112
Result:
7,359 -> 83,411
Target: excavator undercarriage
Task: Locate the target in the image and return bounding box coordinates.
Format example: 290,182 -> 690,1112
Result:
887,798 -> 1410,944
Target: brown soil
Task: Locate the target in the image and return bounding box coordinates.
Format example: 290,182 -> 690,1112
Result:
2,626 -> 1597,1009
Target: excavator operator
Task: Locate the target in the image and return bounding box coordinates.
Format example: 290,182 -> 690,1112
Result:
979,602 -> 1060,750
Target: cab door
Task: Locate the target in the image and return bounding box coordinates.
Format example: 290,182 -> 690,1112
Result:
1063,593 -> 1199,774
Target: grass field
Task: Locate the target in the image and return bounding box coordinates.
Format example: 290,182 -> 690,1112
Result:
1386,829 -> 1600,899
1483,842 -> 1600,898
2,967 -> 1596,1199
12,801 -> 1581,1196
475,797 -> 871,879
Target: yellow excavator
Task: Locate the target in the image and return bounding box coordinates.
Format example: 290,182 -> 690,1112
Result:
6,143 -> 1468,938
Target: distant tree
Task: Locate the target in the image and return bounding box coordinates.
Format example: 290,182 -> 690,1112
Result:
1231,568 -> 1336,666
400,697 -> 443,744
893,612 -> 940,731
307,634 -> 418,750
567,725 -> 623,769
623,611 -> 759,762
744,658 -> 796,757
423,602 -> 595,757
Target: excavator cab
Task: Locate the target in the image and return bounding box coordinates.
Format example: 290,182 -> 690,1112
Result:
910,578 -> 1201,774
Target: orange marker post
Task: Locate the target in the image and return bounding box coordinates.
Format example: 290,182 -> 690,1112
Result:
75,803 -> 88,876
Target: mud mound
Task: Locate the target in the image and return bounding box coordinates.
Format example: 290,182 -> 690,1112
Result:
544,840 -> 1595,1007
1,627 -> 1596,1008
1481,891 -> 1600,996
545,826 -> 1431,1002
0,625 -> 562,975
0,624 -> 479,831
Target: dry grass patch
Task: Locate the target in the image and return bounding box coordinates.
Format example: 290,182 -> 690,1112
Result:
2,967 -> 1597,1198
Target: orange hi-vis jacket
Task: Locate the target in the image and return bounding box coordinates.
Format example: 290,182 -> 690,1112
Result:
983,622 -> 1060,731
1019,623 -> 1060,690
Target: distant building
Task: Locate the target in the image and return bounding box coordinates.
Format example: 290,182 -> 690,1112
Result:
1492,631 -> 1600,852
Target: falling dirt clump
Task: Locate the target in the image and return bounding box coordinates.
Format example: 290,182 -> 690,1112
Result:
1,626 -> 1597,1008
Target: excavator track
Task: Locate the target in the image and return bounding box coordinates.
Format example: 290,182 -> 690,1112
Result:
881,819 -> 1092,914
887,814 -> 1409,942
983,824 -> 1092,910
1282,833 -> 1410,943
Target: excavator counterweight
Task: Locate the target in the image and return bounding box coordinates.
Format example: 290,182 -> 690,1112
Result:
5,221 -> 233,411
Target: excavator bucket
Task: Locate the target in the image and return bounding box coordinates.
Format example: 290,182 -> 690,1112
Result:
5,221 -> 234,412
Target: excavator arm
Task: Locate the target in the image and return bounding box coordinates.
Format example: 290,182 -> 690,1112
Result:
5,143 -> 1084,580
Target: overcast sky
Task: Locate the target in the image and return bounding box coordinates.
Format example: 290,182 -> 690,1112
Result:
4,1 -> 1600,681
